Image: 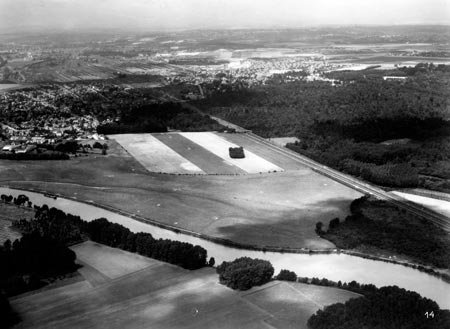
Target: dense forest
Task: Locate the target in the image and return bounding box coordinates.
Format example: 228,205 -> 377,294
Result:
317,196 -> 450,269
308,286 -> 450,329
196,64 -> 450,192
97,102 -> 225,134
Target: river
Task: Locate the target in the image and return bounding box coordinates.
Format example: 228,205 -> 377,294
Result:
2,186 -> 449,309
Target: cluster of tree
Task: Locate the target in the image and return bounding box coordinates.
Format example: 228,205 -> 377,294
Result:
229,146 -> 245,159
318,196 -> 450,269
1,194 -> 33,208
0,150 -> 69,160
92,142 -> 108,150
96,102 -> 225,135
196,66 -> 450,191
216,257 -> 274,290
53,140 -> 80,154
341,159 -> 419,187
0,233 -> 77,296
14,206 -> 87,246
0,194 -> 13,203
399,62 -> 450,76
308,286 -> 450,329
14,204 -> 208,270
275,269 -> 297,281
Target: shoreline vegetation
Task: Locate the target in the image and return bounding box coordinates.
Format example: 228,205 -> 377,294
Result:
317,195 -> 450,273
2,185 -> 449,284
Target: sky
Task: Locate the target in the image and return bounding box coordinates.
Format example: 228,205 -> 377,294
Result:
0,0 -> 449,32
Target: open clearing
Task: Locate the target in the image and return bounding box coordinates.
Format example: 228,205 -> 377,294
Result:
110,133 -> 204,174
11,242 -> 359,329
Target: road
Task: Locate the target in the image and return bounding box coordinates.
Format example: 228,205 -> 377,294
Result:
189,107 -> 450,232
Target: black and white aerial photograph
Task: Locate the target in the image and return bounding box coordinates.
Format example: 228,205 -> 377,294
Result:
0,0 -> 450,328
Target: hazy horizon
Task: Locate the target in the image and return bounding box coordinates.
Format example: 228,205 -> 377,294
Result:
1,0 -> 449,33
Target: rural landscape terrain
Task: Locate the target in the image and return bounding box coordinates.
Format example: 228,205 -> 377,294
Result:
0,18 -> 450,329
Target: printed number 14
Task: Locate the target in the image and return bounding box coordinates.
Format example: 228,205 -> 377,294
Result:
425,311 -> 434,319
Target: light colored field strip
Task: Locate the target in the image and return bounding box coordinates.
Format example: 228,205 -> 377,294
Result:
392,191 -> 450,218
180,132 -> 284,174
110,134 -> 204,174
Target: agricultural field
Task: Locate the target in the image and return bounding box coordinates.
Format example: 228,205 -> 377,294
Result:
10,242 -> 359,329
180,132 -> 283,174
111,132 -> 299,175
70,241 -> 155,279
153,133 -> 246,175
0,138 -> 361,249
0,84 -> 20,90
110,134 -> 204,174
242,281 -> 360,329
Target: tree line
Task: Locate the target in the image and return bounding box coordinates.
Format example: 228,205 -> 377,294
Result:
97,102 -> 225,134
13,204 -> 209,270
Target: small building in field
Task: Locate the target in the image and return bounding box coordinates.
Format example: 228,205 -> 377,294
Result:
229,146 -> 245,159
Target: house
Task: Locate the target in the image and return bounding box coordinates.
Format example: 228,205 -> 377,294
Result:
2,144 -> 21,152
31,136 -> 46,144
16,145 -> 36,154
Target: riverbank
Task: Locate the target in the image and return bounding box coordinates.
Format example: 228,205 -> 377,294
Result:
2,184 -> 450,286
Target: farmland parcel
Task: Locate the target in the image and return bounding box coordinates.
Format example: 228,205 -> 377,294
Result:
11,242 -> 360,329
112,132 -> 286,174
180,132 -> 284,174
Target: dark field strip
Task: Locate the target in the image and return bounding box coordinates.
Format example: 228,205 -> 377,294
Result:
217,133 -> 307,171
153,133 -> 246,175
